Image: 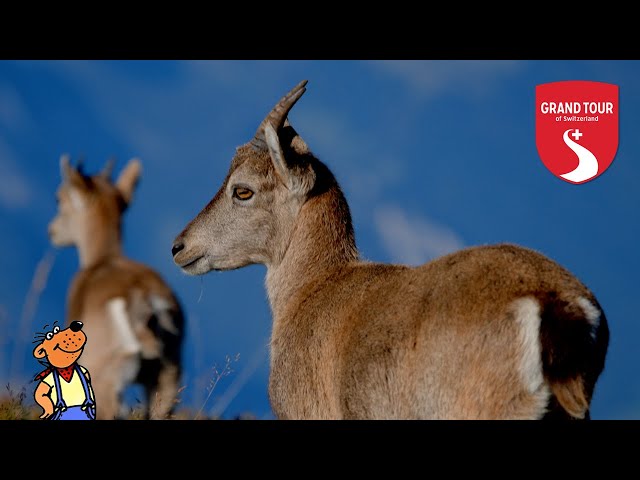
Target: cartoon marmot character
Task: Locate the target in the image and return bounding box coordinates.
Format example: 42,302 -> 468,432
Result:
32,321 -> 96,420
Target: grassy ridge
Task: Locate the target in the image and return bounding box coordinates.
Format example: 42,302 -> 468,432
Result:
0,383 -> 244,420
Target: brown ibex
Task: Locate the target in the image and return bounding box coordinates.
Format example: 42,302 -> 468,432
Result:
172,80 -> 609,419
49,156 -> 185,419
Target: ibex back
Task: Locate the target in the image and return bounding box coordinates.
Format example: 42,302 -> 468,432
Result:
172,80 -> 609,419
50,156 -> 185,419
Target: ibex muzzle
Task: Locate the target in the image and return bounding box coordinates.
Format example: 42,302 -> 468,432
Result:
172,80 -> 609,420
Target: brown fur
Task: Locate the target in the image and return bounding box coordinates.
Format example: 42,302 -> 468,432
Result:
50,156 -> 185,419
172,81 -> 609,419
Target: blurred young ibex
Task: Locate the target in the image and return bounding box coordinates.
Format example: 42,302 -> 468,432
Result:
172,80 -> 609,419
49,156 -> 185,419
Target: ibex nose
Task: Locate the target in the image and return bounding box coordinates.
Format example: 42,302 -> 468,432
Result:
70,321 -> 83,332
172,241 -> 185,257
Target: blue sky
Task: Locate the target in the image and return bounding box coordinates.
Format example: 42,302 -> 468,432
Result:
0,60 -> 638,419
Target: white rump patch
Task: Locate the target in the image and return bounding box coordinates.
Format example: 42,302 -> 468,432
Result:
150,294 -> 179,335
576,296 -> 600,339
512,297 -> 544,394
106,297 -> 141,356
150,295 -> 171,312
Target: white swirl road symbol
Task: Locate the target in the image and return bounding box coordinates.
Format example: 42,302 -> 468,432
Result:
560,128 -> 599,183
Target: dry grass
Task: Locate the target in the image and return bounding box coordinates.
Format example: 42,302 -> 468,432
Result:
0,384 -> 41,420
0,383 -> 217,420
195,354 -> 240,420
1,353 -> 249,420
8,249 -> 57,381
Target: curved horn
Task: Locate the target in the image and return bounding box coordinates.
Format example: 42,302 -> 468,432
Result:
251,79 -> 308,150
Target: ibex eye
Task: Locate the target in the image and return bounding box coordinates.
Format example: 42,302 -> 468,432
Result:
233,187 -> 254,201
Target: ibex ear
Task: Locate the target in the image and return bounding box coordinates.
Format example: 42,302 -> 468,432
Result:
283,118 -> 309,155
265,122 -> 295,191
265,122 -> 315,196
116,158 -> 142,205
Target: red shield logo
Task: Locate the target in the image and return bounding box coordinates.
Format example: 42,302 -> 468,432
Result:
536,81 -> 619,184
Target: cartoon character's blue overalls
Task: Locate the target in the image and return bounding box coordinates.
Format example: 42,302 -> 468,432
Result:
50,364 -> 96,420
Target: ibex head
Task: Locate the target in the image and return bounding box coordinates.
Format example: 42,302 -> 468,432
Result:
172,80 -> 318,275
48,155 -> 141,248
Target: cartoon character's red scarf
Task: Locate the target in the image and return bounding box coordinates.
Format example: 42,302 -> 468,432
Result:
34,364 -> 76,383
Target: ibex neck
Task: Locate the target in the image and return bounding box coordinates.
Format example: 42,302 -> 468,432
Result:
77,220 -> 122,269
266,185 -> 358,320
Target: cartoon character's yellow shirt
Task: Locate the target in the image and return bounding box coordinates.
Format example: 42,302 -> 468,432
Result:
41,366 -> 95,407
